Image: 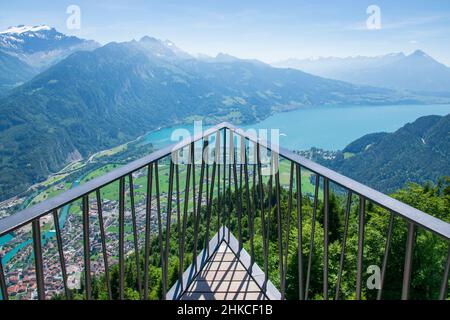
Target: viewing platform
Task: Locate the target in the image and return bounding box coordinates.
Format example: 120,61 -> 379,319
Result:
0,122 -> 449,300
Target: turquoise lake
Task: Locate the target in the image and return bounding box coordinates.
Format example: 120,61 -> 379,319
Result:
144,104 -> 450,151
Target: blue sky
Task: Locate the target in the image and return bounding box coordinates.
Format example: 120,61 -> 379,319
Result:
1,0 -> 450,65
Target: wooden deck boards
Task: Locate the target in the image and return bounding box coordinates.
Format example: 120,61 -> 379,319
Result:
180,243 -> 267,300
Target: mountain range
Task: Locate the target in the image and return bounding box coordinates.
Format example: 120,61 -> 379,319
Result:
325,114 -> 450,193
273,50 -> 450,93
0,26 -> 449,201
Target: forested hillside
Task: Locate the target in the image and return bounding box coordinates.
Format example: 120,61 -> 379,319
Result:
0,51 -> 36,95
326,114 -> 450,193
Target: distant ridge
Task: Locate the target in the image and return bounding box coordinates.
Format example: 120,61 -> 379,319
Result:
273,51 -> 450,93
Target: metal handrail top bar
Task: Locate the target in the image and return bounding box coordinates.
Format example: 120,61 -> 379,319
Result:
223,122 -> 450,240
1,122 -> 449,240
0,123 -> 227,235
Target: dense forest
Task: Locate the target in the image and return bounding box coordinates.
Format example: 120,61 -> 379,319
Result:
56,172 -> 450,301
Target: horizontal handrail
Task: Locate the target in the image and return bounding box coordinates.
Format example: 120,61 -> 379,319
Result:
1,122 -> 449,241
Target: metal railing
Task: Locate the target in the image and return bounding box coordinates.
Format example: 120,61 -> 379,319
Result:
0,122 -> 449,300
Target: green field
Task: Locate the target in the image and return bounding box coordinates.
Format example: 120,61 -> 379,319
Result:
41,173 -> 70,187
81,164 -> 121,184
93,143 -> 128,159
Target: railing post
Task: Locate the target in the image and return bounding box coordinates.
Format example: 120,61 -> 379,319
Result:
223,128 -> 227,241
82,195 -> 92,300
377,212 -> 395,300
296,164 -> 304,300
144,164 -> 153,300
193,141 -> 206,261
305,174 -> 319,300
32,219 -> 45,300
179,147 -> 192,298
356,196 -> 365,300
275,156 -> 284,299
192,143 -> 197,246
256,142 -> 267,288
282,162 -> 294,300
335,191 -> 352,300
439,244 -> 450,300
231,131 -> 243,249
118,177 -> 126,300
250,140 -> 256,265
96,189 -> 112,300
206,138 -> 217,255
323,177 -> 329,300
244,138 -> 255,270
175,160 -> 182,295
154,163 -> 166,299
52,209 -> 71,300
216,130 -> 221,242
228,133 -> 233,243
402,222 -> 415,300
128,173 -> 142,299
266,153 -> 273,290
164,161 -> 175,297
206,144 -> 210,223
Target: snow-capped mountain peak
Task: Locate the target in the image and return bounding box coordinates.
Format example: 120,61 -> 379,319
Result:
0,24 -> 99,68
0,25 -> 52,35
